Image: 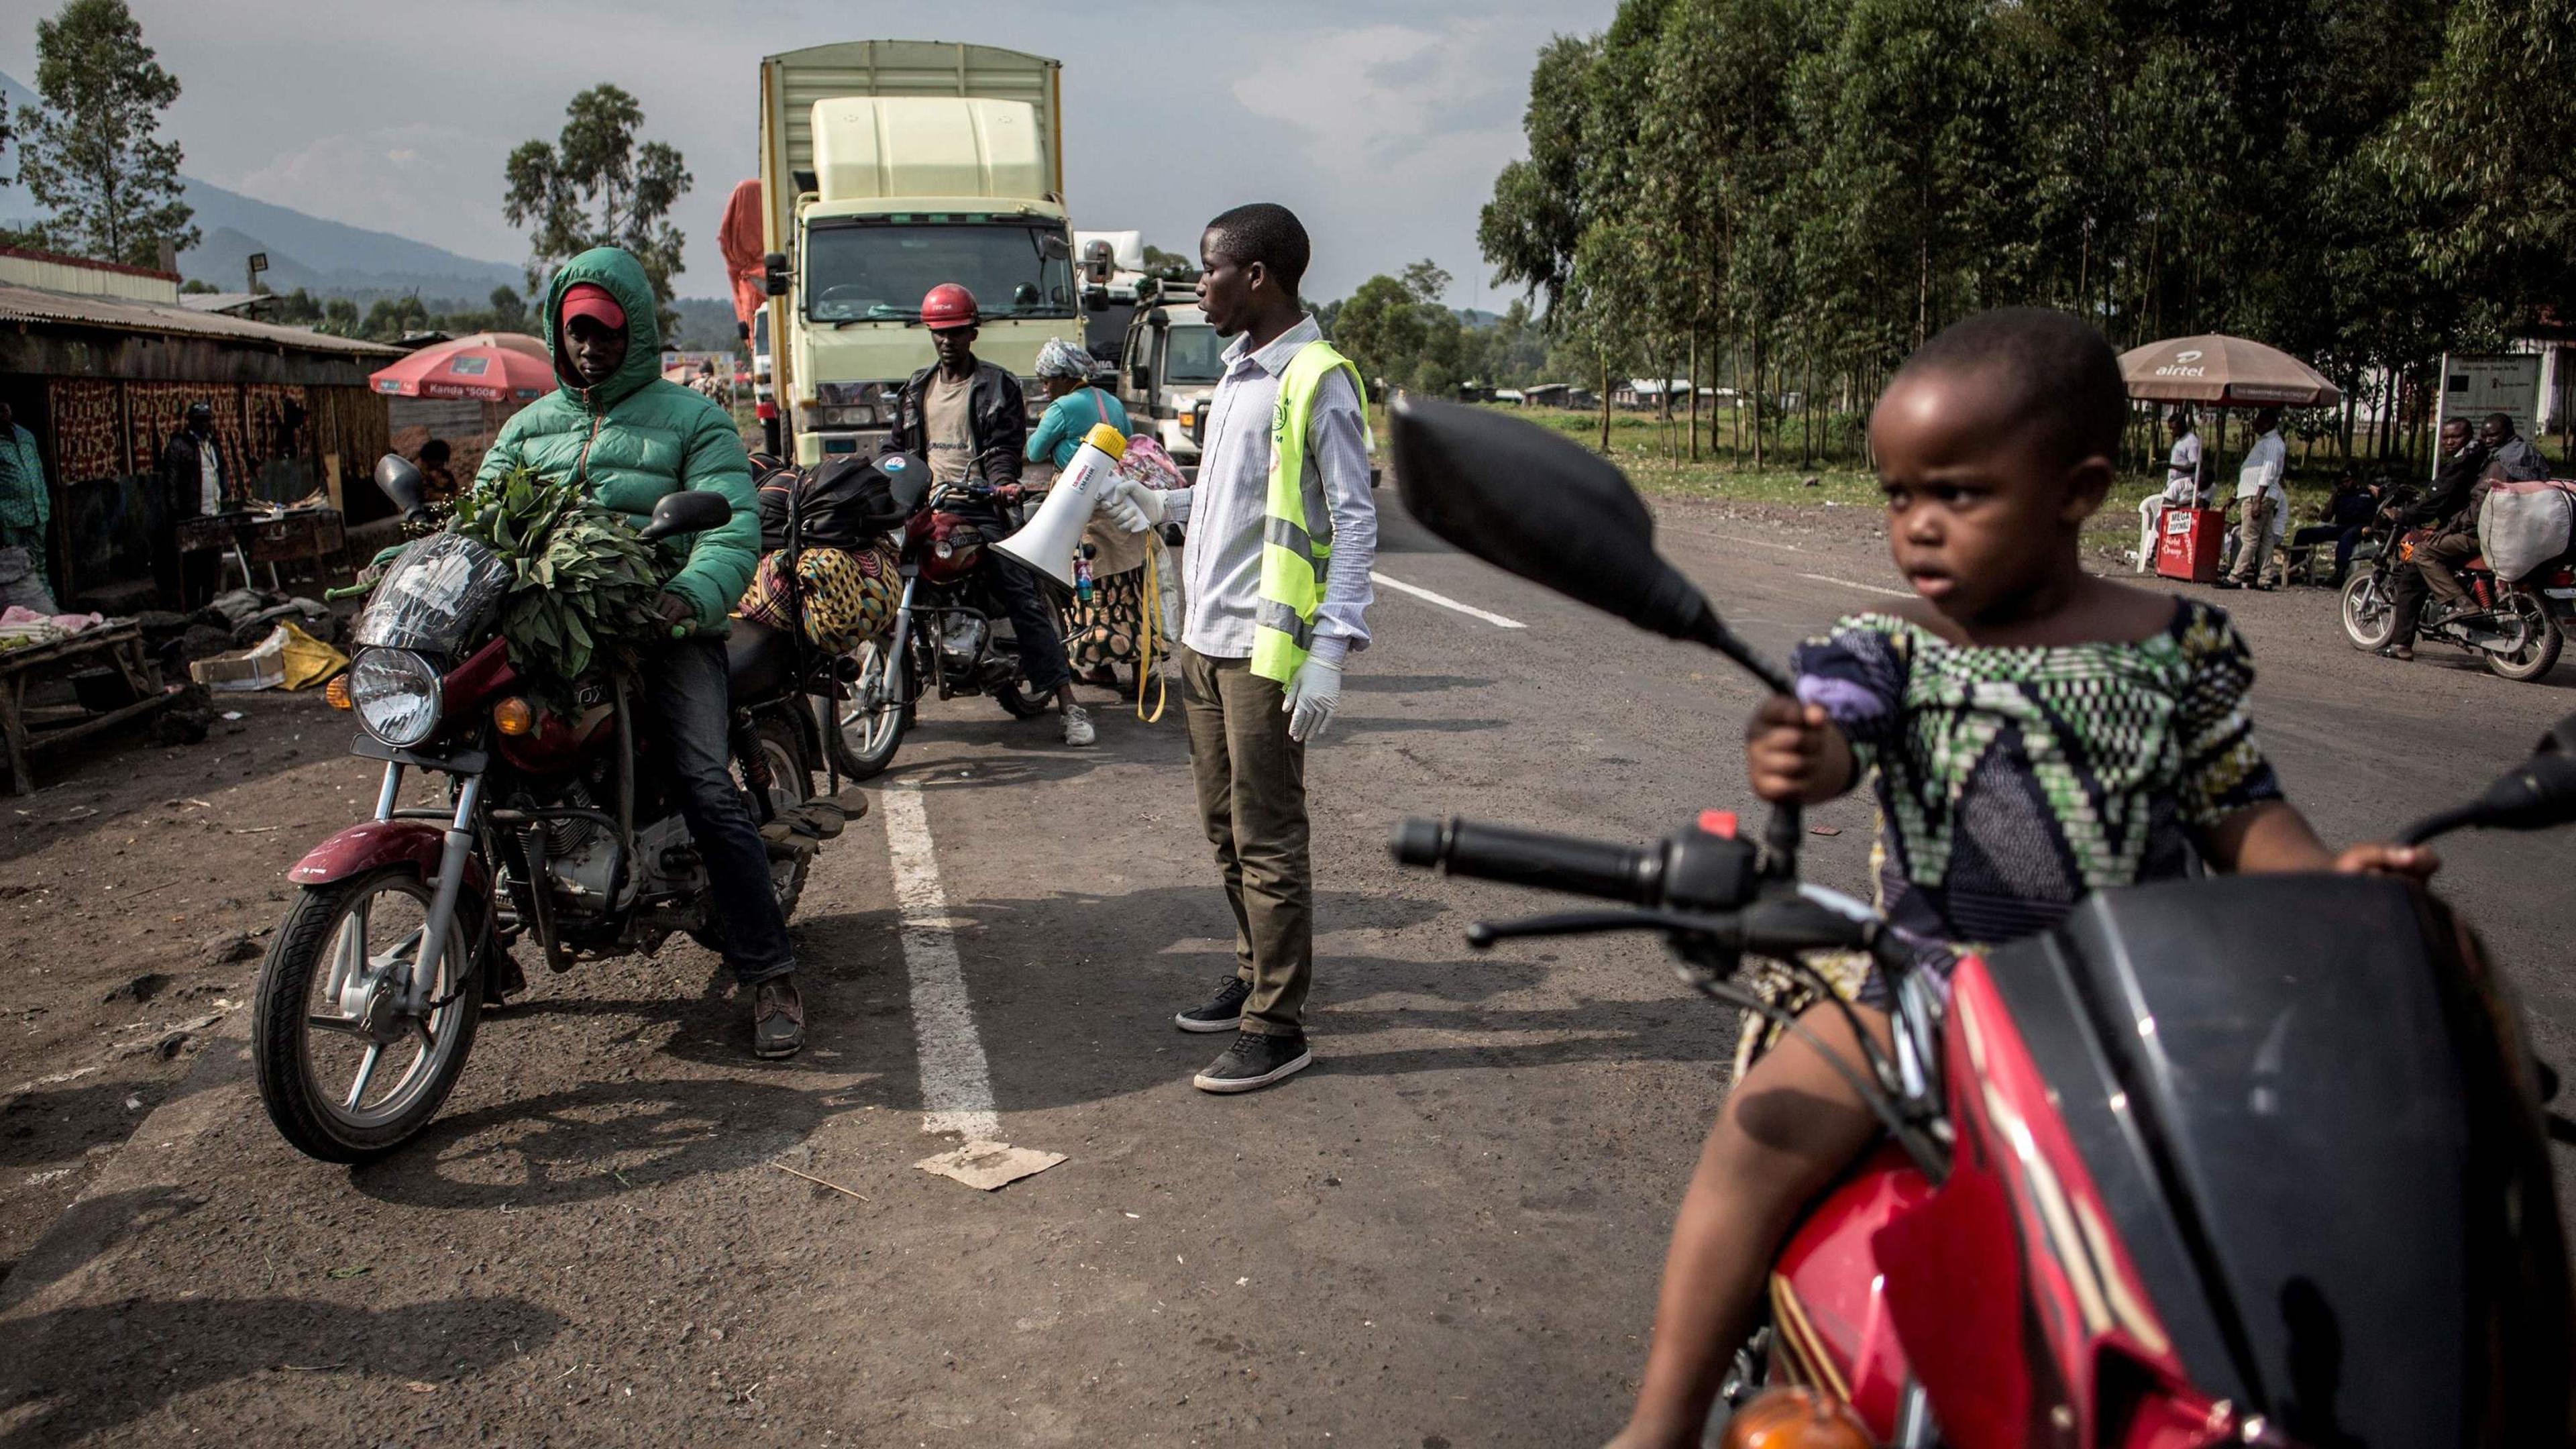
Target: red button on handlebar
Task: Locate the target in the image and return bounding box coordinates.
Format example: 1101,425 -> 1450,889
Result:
1697,810 -> 1738,839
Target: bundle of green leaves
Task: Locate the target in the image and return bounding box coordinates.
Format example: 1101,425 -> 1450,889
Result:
451,467 -> 671,704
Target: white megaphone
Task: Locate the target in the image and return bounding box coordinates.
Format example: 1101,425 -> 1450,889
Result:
996,422 -> 1128,586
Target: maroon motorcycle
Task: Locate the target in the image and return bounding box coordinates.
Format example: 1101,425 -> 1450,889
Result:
831,466 -> 1065,778
250,456 -> 851,1163
1386,397 -> 2573,1448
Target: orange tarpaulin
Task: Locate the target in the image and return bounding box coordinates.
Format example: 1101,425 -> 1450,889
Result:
719,179 -> 767,332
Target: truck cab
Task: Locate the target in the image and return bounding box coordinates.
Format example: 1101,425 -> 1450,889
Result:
759,42 -> 1075,466
1119,293 -> 1224,479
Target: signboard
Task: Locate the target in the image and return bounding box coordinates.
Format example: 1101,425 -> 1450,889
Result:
2437,352 -> 2540,443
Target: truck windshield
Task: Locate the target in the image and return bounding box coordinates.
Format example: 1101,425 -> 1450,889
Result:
1164,324 -> 1224,383
805,221 -> 1075,324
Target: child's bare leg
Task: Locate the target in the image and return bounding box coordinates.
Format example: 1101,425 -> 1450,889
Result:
1607,1001 -> 1894,1449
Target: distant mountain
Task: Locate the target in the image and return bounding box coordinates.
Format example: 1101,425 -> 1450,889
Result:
0,68 -> 519,301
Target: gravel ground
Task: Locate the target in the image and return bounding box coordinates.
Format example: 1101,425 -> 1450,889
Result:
2,492 -> 2570,1446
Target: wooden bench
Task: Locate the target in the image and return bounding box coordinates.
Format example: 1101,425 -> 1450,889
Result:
0,621 -> 174,795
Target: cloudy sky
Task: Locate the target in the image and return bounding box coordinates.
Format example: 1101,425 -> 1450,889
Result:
0,0 -> 1613,307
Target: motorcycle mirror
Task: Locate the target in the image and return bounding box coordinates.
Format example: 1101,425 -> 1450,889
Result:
373,453 -> 430,522
879,453 -> 930,513
2468,751 -> 2576,833
1386,395 -> 1790,692
637,490 -> 733,543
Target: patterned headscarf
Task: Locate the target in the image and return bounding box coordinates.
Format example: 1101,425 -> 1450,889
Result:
1035,337 -> 1095,380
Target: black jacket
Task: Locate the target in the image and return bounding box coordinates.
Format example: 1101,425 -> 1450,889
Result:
884,360 -> 1026,485
2402,439 -> 2489,531
159,427 -> 229,521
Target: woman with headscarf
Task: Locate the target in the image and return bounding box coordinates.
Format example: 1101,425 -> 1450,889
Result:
1025,338 -> 1150,689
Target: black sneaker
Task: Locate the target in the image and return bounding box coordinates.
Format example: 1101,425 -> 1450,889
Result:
1173,974 -> 1251,1033
1192,1030 -> 1313,1093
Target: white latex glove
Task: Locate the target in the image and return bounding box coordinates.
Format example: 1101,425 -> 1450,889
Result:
1099,479 -> 1173,534
1282,656 -> 1342,742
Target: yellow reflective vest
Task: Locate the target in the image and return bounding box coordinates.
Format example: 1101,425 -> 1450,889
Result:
1250,340 -> 1369,684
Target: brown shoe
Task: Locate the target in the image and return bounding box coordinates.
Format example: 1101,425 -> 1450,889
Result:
753,974 -> 806,1059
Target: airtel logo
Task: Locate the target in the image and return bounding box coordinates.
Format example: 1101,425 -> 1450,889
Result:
2174,349 -> 2205,363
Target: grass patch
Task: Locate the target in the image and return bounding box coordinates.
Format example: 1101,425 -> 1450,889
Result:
1387,402 -> 2349,562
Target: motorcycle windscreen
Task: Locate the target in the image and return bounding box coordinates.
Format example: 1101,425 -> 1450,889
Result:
1988,875 -> 2571,1447
353,533 -> 513,657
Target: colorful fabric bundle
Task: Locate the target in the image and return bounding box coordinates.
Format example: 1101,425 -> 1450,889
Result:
737,541 -> 900,653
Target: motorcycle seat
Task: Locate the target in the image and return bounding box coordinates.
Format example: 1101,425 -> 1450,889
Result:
725,616 -> 799,704
2465,554 -> 2490,572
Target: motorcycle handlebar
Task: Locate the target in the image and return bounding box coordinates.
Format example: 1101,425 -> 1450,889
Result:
1391,817 -> 1663,904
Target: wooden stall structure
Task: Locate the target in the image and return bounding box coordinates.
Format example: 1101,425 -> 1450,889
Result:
0,246 -> 402,611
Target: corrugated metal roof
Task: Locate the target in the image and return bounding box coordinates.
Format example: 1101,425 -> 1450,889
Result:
0,280 -> 402,358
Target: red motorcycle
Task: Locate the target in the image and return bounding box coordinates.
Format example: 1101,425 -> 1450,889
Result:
832,466 -> 1065,778
250,457 -> 851,1162
1385,398 -> 2573,1448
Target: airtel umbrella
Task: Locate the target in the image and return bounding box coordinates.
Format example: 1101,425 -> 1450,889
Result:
2118,334 -> 2341,409
370,332 -> 558,402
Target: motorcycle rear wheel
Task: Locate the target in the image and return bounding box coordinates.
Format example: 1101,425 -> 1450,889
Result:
2342,571 -> 2396,651
251,867 -> 484,1163
2483,594 -> 2563,682
994,678 -> 1054,718
689,716 -> 814,953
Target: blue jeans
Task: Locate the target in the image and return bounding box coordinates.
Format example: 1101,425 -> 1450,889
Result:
643,637 -> 797,985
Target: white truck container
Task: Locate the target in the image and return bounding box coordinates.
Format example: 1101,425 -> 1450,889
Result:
758,42 -> 1077,466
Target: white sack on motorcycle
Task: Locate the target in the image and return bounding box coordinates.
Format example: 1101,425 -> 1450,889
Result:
2478,478 -> 2576,584
353,534 -> 515,658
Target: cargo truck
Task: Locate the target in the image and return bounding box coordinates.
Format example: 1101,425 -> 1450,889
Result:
758,41 -> 1077,465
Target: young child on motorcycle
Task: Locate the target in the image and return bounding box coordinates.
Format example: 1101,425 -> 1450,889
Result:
1606,307 -> 2439,1448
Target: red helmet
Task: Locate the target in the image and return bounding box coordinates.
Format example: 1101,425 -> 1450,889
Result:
920,283 -> 979,331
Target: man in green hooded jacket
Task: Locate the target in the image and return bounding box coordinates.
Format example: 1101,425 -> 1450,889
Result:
476,246 -> 806,1058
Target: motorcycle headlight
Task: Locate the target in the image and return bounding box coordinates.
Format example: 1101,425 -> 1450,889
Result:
349,648 -> 443,748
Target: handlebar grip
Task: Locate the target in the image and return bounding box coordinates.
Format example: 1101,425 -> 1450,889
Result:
1391,816 -> 1661,904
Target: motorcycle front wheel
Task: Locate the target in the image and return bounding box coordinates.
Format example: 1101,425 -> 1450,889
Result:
251,867 -> 484,1163
2342,571 -> 2396,651
2484,594 -> 2563,682
829,635 -> 910,780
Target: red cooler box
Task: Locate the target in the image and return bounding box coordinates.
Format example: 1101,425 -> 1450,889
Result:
2155,506 -> 2224,582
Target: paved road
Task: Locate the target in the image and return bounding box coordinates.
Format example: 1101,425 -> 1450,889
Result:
5,493 -> 2572,1445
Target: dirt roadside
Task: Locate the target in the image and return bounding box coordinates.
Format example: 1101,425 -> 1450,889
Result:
1,691 -> 381,1281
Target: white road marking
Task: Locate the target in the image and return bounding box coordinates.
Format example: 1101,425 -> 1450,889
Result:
1371,572 -> 1527,629
881,781 -> 1002,1140
1799,572 -> 1915,600
1660,524 -> 1805,553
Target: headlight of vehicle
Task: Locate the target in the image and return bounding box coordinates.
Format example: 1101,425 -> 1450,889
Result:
852,404 -> 877,425
348,648 -> 443,748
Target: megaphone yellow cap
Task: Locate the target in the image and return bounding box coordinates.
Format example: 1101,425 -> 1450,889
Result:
1084,423 -> 1128,460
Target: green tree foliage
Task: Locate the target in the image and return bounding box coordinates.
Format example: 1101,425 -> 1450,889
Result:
1474,0 -> 2569,465
503,85 -> 692,333
9,0 -> 197,267
1140,244 -> 1199,282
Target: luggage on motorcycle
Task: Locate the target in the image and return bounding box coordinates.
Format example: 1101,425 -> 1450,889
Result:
736,540 -> 900,653
756,453 -> 918,552
2477,478 -> 2576,582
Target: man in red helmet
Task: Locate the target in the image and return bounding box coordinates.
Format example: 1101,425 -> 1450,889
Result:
884,282 -> 1092,745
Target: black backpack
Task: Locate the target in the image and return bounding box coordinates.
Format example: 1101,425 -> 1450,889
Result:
755,453 -> 922,551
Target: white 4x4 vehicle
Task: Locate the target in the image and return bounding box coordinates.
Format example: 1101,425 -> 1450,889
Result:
1118,295 -> 1222,479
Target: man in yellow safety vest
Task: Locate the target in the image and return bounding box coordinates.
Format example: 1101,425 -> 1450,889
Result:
1102,203 -> 1378,1093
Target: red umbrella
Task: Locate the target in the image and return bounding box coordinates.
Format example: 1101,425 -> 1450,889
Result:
371,332 -> 557,402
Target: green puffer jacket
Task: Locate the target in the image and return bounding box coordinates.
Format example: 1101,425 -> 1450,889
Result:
474,247 -> 757,630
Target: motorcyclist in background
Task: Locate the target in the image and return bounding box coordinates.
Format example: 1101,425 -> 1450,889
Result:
2381,417 -> 2488,662
883,283 -> 1095,747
